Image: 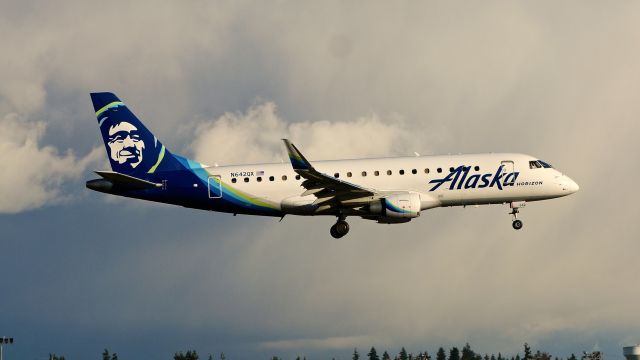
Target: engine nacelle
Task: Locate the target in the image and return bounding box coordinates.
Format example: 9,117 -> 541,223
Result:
369,192 -> 421,219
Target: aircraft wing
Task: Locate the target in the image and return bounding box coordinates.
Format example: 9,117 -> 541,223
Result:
282,139 -> 378,209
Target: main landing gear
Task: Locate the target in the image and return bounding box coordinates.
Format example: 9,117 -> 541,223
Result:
509,201 -> 525,230
330,216 -> 350,238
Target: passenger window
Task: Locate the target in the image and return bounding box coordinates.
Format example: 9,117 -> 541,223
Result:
269,176 -> 275,181
295,175 -> 301,180
244,177 -> 249,183
232,178 -> 237,183
437,168 -> 442,173
282,175 -> 287,181
474,166 -> 480,171
257,177 -> 262,182
449,167 -> 454,172
374,170 -> 380,176
411,169 -> 417,174
362,171 -> 367,177
424,168 -> 429,174
387,170 -> 392,175
334,173 -> 339,178
399,169 -> 405,175
347,172 -> 352,177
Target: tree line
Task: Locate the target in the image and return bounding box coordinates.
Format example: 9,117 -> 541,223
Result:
48,343 -> 601,360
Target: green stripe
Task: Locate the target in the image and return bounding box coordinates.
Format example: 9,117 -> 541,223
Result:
95,101 -> 125,117
147,146 -> 165,174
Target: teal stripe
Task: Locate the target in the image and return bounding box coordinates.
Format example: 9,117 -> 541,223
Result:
147,146 -> 165,173
96,101 -> 125,117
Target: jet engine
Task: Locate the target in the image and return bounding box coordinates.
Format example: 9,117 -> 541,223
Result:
367,192 -> 421,222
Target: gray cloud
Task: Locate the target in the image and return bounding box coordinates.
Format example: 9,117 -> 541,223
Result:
190,101 -> 420,166
0,113 -> 102,213
1,0 -> 639,359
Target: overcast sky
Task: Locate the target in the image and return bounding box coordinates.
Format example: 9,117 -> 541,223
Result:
1,1 -> 639,359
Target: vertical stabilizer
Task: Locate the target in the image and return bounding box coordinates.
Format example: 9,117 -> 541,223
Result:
90,92 -> 181,176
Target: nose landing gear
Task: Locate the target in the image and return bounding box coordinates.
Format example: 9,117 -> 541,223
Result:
330,217 -> 350,238
512,219 -> 523,230
509,201 -> 525,230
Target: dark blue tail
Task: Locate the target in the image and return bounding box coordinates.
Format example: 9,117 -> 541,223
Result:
91,92 -> 182,176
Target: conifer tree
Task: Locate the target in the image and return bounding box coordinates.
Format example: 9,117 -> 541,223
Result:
523,343 -> 532,360
461,343 -> 475,360
383,351 -> 391,360
449,347 -> 460,360
400,347 -> 409,360
175,350 -> 199,360
369,347 -> 380,360
353,348 -> 361,360
437,347 -> 447,360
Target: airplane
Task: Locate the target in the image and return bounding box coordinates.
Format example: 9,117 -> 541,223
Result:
86,92 -> 579,238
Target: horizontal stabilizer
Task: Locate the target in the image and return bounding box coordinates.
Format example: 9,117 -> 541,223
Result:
95,171 -> 162,189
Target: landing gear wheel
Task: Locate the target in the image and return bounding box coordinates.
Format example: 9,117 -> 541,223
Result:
512,219 -> 523,230
335,220 -> 349,235
330,225 -> 340,238
330,220 -> 350,238
508,202 -> 525,230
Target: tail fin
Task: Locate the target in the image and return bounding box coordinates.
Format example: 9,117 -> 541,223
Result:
90,92 -> 181,176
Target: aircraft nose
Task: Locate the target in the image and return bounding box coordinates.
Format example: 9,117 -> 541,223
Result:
564,176 -> 580,193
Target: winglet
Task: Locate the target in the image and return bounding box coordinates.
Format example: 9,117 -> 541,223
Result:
282,139 -> 313,171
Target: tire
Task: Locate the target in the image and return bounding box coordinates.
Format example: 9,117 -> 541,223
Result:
512,219 -> 523,230
335,221 -> 349,236
330,225 -> 341,238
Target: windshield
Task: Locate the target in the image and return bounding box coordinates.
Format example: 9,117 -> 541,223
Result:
538,160 -> 553,168
529,160 -> 553,169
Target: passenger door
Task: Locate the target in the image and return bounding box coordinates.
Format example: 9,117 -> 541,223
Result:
501,160 -> 515,186
207,175 -> 222,198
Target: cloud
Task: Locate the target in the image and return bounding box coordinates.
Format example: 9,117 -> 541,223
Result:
190,101 -> 422,166
2,1 -> 640,359
0,113 -> 101,213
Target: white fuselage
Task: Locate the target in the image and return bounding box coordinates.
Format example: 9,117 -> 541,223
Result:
206,153 -> 579,214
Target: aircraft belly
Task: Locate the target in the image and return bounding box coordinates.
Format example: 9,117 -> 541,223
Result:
281,195 -> 317,215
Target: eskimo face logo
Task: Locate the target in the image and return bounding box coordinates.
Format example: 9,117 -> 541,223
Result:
107,121 -> 145,168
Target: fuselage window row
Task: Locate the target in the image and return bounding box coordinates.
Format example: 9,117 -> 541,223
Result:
230,165 -> 483,184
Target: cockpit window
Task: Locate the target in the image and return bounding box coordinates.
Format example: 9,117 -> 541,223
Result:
538,160 -> 553,168
530,160 -> 553,169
